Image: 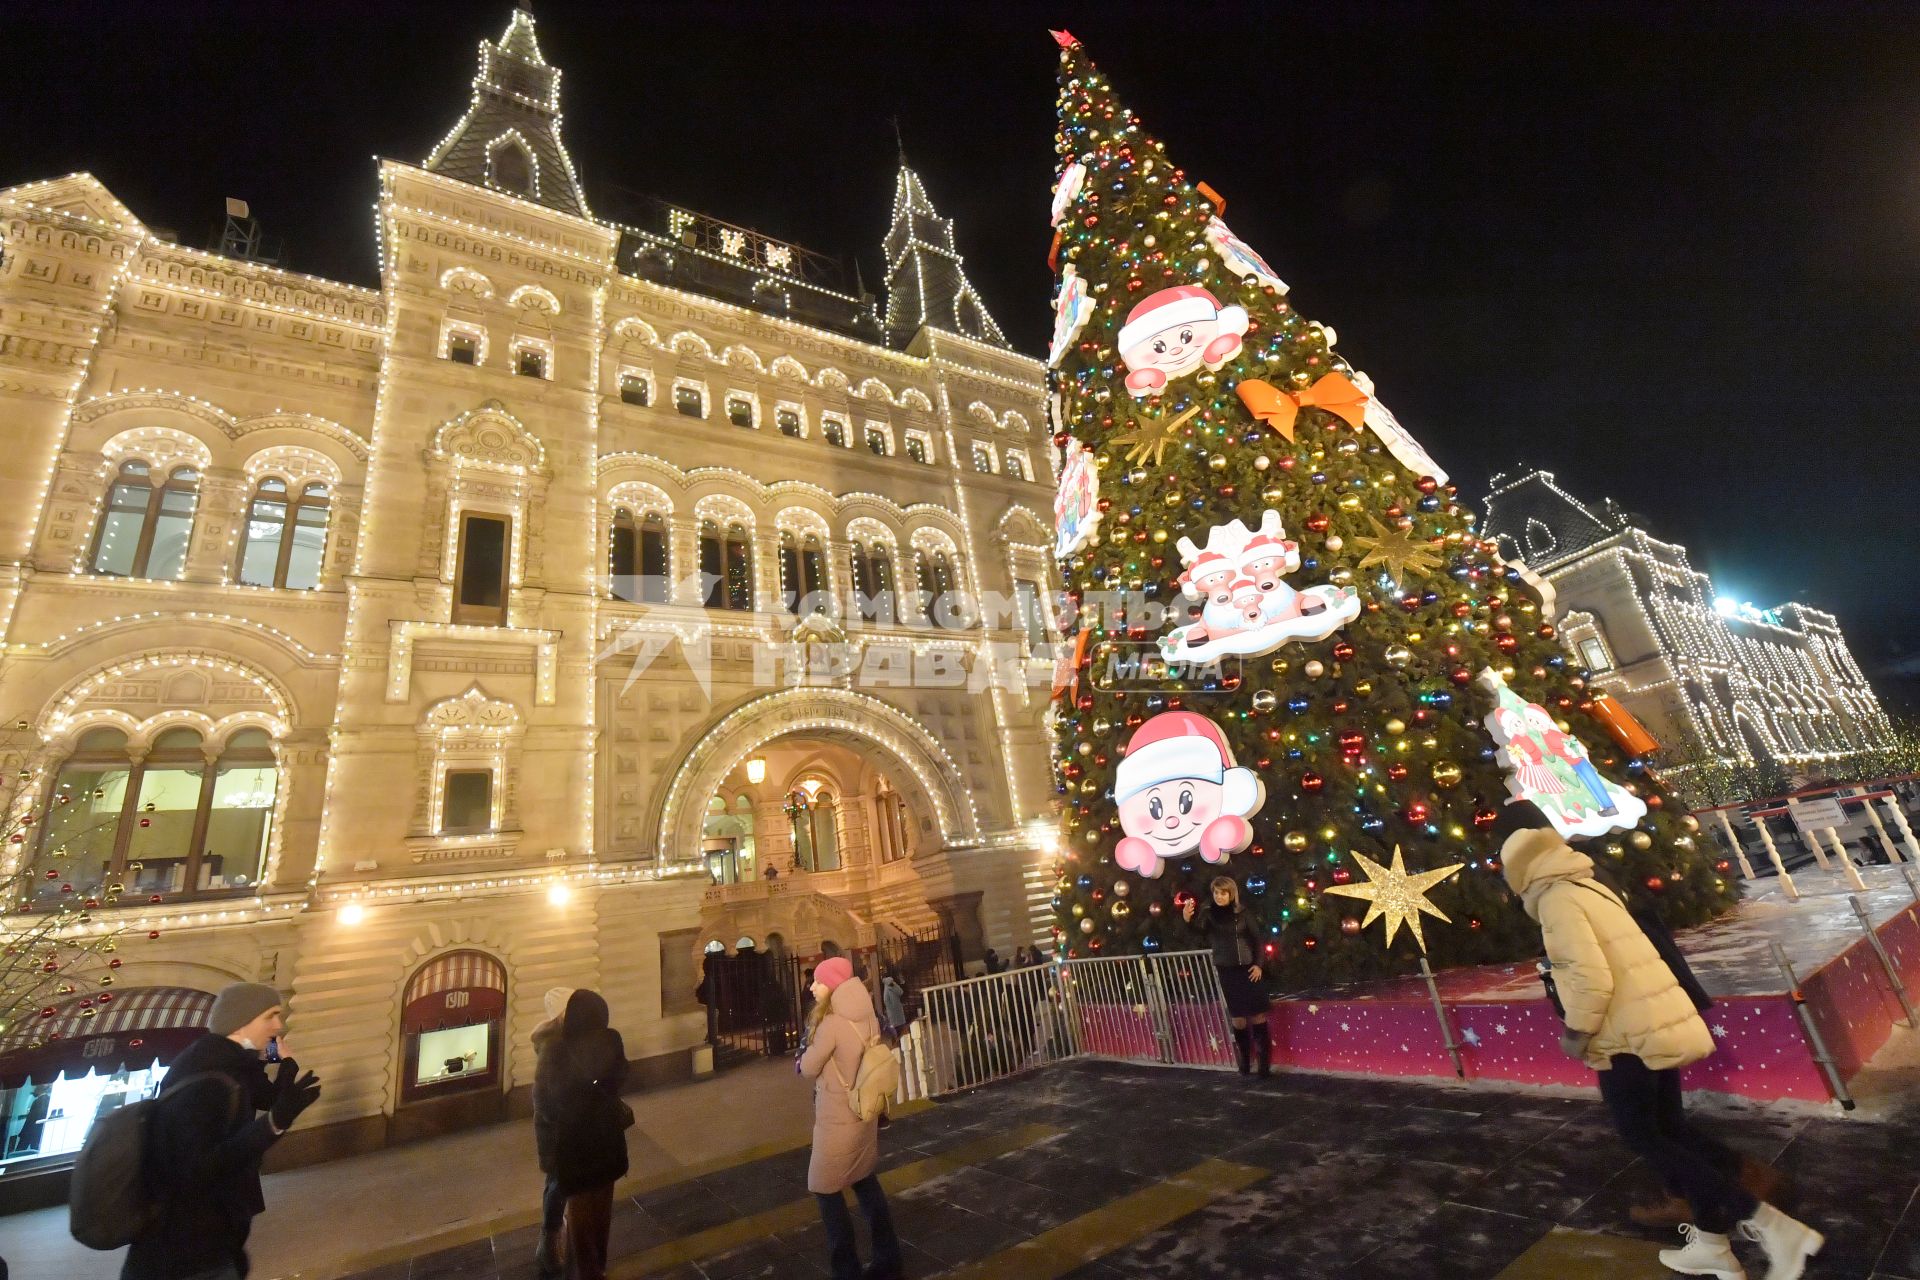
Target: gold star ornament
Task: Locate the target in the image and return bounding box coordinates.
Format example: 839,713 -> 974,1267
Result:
1351,513 -> 1444,583
1111,404 -> 1199,468
1321,845 -> 1464,953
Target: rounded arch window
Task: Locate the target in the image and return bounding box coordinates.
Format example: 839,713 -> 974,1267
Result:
237,476 -> 330,590
29,720 -> 277,907
91,461 -> 198,580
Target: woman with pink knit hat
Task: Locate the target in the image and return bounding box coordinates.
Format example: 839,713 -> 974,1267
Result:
798,956 -> 903,1280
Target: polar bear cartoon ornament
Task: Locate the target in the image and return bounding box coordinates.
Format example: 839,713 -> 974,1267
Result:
1112,711 -> 1265,878
1117,285 -> 1249,398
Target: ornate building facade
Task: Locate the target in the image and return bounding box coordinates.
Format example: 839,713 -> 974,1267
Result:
1481,468 -> 1891,769
0,7 -> 1056,1174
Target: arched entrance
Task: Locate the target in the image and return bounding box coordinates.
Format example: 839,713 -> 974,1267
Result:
654,687 -> 975,862
1732,704 -> 1773,765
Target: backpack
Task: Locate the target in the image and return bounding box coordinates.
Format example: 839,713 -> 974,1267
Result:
829,1033 -> 901,1123
70,1071 -> 242,1251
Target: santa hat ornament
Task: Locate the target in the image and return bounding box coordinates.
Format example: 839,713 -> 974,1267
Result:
1115,711 -> 1263,817
1179,547 -> 1235,594
1115,285 -> 1248,362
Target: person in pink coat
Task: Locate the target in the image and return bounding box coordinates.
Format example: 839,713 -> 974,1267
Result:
798,957 -> 903,1280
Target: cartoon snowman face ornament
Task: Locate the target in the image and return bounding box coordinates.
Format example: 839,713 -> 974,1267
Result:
1112,710 -> 1265,878
1117,285 -> 1250,398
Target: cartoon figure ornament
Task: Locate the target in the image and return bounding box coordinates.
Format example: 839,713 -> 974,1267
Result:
1478,667 -> 1647,839
1112,711 -> 1265,878
1160,510 -> 1361,663
1204,216 -> 1288,294
1051,161 -> 1087,228
1053,437 -> 1102,559
1118,284 -> 1249,398
1048,265 -> 1094,368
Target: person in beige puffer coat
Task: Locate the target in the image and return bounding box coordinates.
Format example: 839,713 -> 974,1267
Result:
1501,813 -> 1823,1280
798,956 -> 903,1280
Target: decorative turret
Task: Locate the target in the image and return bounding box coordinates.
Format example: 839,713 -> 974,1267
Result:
882,163 -> 1007,350
423,6 -> 589,218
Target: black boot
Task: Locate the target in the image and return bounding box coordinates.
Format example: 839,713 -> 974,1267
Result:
1231,1026 -> 1251,1075
1250,1022 -> 1272,1078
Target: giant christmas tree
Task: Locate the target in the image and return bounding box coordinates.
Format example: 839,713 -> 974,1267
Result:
1045,33 -> 1736,984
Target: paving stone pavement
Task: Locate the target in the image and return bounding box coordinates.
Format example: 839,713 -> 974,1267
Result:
325,1059 -> 1920,1280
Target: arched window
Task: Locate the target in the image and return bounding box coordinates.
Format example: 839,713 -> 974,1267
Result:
491,140 -> 534,196
639,511 -> 669,602
701,519 -> 754,610
874,781 -> 911,863
850,542 -> 875,605
800,534 -> 827,613
725,522 -> 754,611
785,783 -> 840,873
237,478 -> 329,589
90,462 -> 198,579
779,533 -> 801,613
913,549 -> 936,624
869,545 -> 894,624
609,507 -> 638,599
29,726 -> 277,908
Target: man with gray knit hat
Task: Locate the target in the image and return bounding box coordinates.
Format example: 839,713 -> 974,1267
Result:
120,982 -> 322,1280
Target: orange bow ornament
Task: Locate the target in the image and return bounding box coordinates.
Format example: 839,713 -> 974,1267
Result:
1238,371 -> 1370,442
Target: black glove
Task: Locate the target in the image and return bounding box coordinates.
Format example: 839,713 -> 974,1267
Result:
269,1063 -> 321,1131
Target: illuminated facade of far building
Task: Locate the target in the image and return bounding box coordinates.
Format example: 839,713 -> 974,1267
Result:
0,6 -> 1060,1178
1482,468 -> 1892,770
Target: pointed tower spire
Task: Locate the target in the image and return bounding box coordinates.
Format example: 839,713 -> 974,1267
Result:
423,7 -> 589,218
882,162 -> 1008,350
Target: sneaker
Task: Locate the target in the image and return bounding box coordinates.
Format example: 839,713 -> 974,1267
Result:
1738,1202 -> 1823,1280
1658,1224 -> 1746,1279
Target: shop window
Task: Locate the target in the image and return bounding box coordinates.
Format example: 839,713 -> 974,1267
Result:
726,397 -> 755,429
822,418 -> 847,448
401,951 -> 506,1106
0,986 -> 216,1170
904,433 -> 929,464
675,385 -> 705,418
441,769 -> 493,835
90,461 -> 198,580
447,332 -> 479,365
453,512 -> 510,626
237,478 -> 329,590
776,408 -> 802,438
28,727 -> 276,907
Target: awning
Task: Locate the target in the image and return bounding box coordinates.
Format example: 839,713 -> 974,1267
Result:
403,950 -> 507,1034
0,987 -> 215,1090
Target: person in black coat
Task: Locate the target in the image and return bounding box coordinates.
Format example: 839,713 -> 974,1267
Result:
1183,877 -> 1271,1078
121,982 -> 322,1280
533,990 -> 628,1280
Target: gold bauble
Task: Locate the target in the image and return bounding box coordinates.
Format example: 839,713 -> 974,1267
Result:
1385,718 -> 1407,735
1353,679 -> 1374,697
1283,830 -> 1311,853
1208,454 -> 1228,471
1680,815 -> 1701,833
1384,645 -> 1413,668
1431,761 -> 1464,789
1630,831 -> 1653,850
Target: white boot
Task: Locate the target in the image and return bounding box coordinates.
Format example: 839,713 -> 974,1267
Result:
1738,1202 -> 1824,1280
1659,1224 -> 1746,1279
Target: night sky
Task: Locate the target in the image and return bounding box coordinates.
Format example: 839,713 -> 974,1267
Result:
6,2 -> 1919,704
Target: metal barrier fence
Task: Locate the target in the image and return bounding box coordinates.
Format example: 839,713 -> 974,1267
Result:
899,950 -> 1235,1098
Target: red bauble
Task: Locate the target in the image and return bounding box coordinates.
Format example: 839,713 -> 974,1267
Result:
1300,771 -> 1325,793
1338,730 -> 1365,756
1305,513 -> 1331,533
1332,641 -> 1356,662
1386,762 -> 1409,781
1471,807 -> 1499,829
